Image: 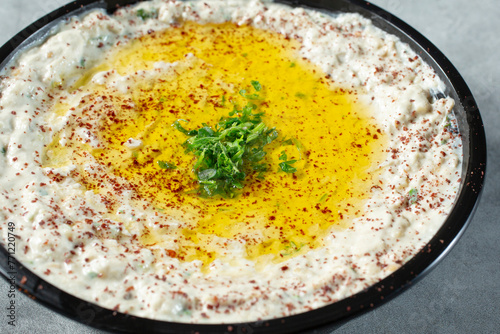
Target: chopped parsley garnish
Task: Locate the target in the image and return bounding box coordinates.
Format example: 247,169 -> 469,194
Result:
173,119 -> 198,136
281,241 -> 304,256
443,114 -> 459,134
1,146 -> 6,155
318,193 -> 330,203
158,161 -> 177,170
174,83 -> 279,198
137,8 -> 157,20
278,150 -> 298,173
239,89 -> 261,100
280,137 -> 304,160
408,188 -> 418,205
443,115 -> 451,128
279,161 -> 298,173
251,80 -> 262,92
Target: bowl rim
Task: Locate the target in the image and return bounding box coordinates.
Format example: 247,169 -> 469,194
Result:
0,0 -> 487,333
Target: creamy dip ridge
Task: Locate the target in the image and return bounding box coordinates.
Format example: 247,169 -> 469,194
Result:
0,0 -> 461,324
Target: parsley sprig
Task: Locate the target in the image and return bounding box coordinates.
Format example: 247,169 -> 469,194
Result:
174,83 -> 279,198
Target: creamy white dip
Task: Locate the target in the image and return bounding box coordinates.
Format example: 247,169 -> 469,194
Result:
0,0 -> 461,323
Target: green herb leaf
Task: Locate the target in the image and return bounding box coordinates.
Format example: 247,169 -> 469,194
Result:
293,138 -> 305,160
251,80 -> 262,92
279,150 -> 288,161
443,114 -> 451,128
172,120 -> 198,136
158,161 -> 177,170
252,163 -> 268,172
239,80 -> 262,100
318,193 -> 329,203
174,86 -> 279,198
281,138 -> 294,146
137,8 -> 156,20
278,149 -> 298,173
408,188 -> 418,205
281,241 -> 304,256
279,161 -> 297,173
239,89 -> 260,100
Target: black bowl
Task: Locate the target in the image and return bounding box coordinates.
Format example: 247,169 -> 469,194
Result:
0,1 -> 486,333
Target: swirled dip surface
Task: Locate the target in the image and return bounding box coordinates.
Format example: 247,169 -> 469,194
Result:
0,0 -> 461,323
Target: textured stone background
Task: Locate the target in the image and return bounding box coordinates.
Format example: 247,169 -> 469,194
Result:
0,1 -> 498,333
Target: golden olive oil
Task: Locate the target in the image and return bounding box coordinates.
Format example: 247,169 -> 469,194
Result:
45,22 -> 386,268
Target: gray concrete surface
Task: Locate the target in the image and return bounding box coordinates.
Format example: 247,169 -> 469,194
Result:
0,0 -> 498,333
